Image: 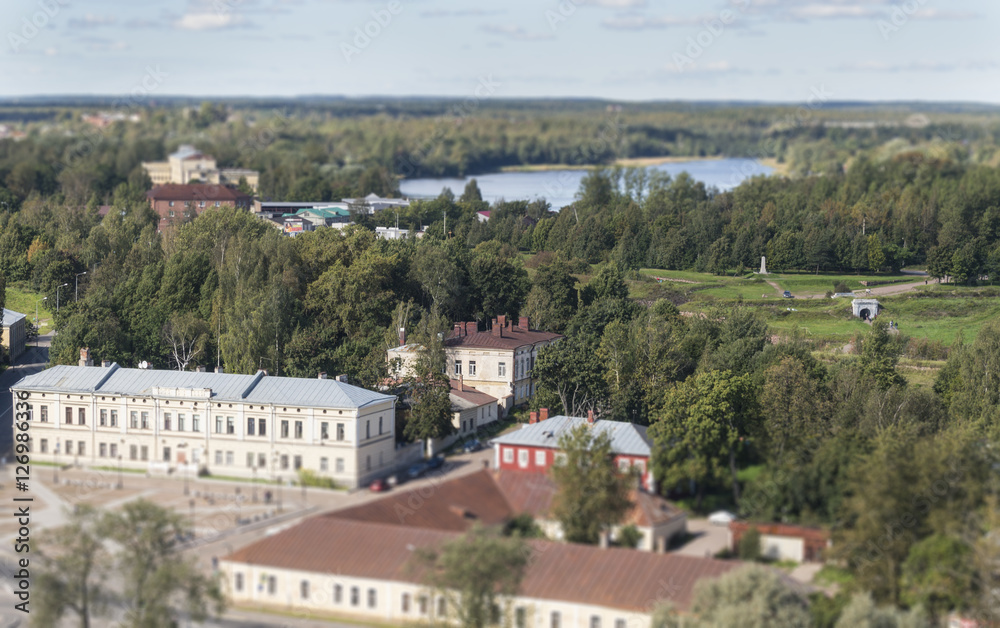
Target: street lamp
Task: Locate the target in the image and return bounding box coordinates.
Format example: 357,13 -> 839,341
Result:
75,271 -> 87,302
55,283 -> 68,313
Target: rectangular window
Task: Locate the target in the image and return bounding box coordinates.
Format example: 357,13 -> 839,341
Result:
110,444 -> 117,458
368,588 -> 376,609
130,445 -> 138,460
454,360 -> 462,375
140,412 -> 149,429
110,409 -> 117,427
215,450 -> 223,465
130,411 -> 139,428
419,596 -> 429,615
235,573 -> 244,592
246,453 -> 254,468
518,449 -> 529,468
351,587 -> 359,607
293,455 -> 302,470
40,439 -> 48,454
366,421 -> 370,439
498,362 -> 506,377
267,576 -> 276,595
225,451 -> 234,466
334,584 -> 342,604
140,445 -> 148,461
258,453 -> 266,468
258,418 -> 266,436
503,448 -> 514,463
535,450 -> 546,467
552,612 -> 561,628
618,459 -> 631,472
401,593 -> 411,613
438,597 -> 447,617
469,360 -> 477,376
516,607 -> 527,628
100,443 -> 107,457
366,455 -> 371,471
163,412 -> 171,431
163,447 -> 170,462
226,417 -> 234,435
66,441 -> 72,455
379,417 -> 383,435
247,417 -> 255,436
177,413 -> 184,431
100,409 -> 107,426
281,454 -> 289,470
40,405 -> 48,422
321,422 -> 329,440
336,423 -> 344,441
615,620 -> 626,628
281,420 -> 289,438
300,580 -> 309,600
66,407 -> 72,424
192,415 -> 200,432
320,457 -> 328,472
335,458 -> 344,473
590,617 -> 601,628
215,416 -> 223,434
294,421 -> 303,439
78,441 -> 85,456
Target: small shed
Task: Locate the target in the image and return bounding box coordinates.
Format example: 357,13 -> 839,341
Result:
851,298 -> 880,320
2,308 -> 27,363
729,521 -> 831,563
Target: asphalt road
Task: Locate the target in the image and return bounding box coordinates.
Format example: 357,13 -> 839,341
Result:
0,335 -> 51,459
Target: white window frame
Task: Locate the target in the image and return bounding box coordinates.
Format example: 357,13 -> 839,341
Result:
517,449 -> 529,469
503,447 -> 514,464
535,450 -> 546,466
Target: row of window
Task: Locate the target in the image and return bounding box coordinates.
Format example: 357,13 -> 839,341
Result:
501,447 -> 646,473
167,200 -> 222,209
233,574 -> 626,628
454,360 -> 507,377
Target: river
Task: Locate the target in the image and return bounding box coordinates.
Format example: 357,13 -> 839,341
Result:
398,158 -> 773,209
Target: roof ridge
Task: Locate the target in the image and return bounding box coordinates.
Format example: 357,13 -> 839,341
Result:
91,363 -> 120,392
240,370 -> 267,399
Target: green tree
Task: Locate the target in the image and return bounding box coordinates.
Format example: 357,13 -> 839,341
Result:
759,356 -> 830,466
859,319 -> 905,390
404,370 -> 455,452
533,333 -> 605,417
161,311 -> 209,371
32,506 -> 110,628
738,526 -> 762,562
900,534 -> 974,618
834,592 -> 930,628
649,370 -> 756,508
460,178 -> 484,203
549,424 -> 634,545
523,259 -> 578,333
617,524 -> 643,549
412,525 -> 528,628
468,241 -> 529,320
104,500 -> 224,627
867,234 -> 886,273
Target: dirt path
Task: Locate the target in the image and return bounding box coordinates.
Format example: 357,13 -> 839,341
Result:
764,279 -> 785,296
789,279 -> 931,299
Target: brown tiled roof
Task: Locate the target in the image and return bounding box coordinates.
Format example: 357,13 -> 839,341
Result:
329,469 -> 514,531
146,183 -> 251,202
224,516 -> 737,612
729,521 -> 830,542
626,490 -> 686,528
445,328 -> 562,351
450,380 -> 497,407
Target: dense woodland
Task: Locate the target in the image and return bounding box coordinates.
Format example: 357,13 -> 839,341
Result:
3,100 -> 1000,624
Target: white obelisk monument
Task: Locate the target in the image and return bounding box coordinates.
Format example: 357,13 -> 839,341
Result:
759,256 -> 768,275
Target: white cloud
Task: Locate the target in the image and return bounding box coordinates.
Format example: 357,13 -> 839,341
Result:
68,14 -> 117,29
482,24 -> 554,41
835,59 -> 1000,73
602,14 -> 706,30
175,12 -> 251,30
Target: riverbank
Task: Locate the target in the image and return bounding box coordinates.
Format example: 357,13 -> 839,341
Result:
499,155 -> 724,173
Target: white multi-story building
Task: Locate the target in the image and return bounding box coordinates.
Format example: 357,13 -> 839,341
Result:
387,316 -> 562,411
12,356 -> 398,489
142,144 -> 260,191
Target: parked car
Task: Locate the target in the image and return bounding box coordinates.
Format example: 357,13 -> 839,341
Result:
708,510 -> 738,526
407,461 -> 429,479
426,455 -> 445,470
463,439 -> 483,453
782,290 -> 793,298
369,478 -> 388,492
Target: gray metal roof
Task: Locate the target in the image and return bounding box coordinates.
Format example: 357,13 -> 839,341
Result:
13,364 -> 395,409
492,416 -> 652,456
3,309 -> 26,326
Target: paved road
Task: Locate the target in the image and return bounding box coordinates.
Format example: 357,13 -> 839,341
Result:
0,335 -> 51,459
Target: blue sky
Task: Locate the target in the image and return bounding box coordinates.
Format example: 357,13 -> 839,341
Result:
2,0 -> 997,102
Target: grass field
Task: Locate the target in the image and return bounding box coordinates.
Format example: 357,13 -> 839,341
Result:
5,285 -> 53,333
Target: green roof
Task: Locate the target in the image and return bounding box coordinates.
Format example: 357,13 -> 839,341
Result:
282,207 -> 352,219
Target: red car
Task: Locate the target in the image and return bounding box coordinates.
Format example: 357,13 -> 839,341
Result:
369,478 -> 389,492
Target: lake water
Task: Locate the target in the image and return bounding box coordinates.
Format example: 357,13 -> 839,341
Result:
399,158 -> 773,209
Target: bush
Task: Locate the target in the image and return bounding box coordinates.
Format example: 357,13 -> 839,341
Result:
297,468 -> 338,489
834,281 -> 849,293
617,524 -> 643,549
738,526 -> 762,561
524,250 -> 556,269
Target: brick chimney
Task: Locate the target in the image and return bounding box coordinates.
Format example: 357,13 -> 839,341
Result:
101,360 -> 111,368
454,323 -> 464,337
458,374 -> 465,392
336,374 -> 348,383
79,347 -> 93,367
587,409 -> 595,424
398,327 -> 406,346
465,321 -> 477,335
318,372 -> 327,380
215,366 -> 224,373
196,365 -> 206,373
539,407 -> 549,422
491,318 -> 502,338
497,314 -> 507,329
518,316 -> 529,331
529,411 -> 538,424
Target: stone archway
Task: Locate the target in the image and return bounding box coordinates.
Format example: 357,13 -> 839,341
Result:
852,298 -> 880,320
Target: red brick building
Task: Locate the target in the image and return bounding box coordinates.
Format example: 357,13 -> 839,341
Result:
146,183 -> 252,231
491,410 -> 655,492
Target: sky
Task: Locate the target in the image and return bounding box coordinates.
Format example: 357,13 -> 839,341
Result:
1,0 -> 998,103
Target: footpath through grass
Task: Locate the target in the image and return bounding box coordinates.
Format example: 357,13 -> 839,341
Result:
5,285 -> 54,334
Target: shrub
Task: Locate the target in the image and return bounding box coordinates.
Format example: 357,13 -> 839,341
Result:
738,526 -> 762,561
617,524 -> 643,549
834,281 -> 849,293
297,468 -> 338,489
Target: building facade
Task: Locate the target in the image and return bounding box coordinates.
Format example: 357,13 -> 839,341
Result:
12,358 -> 398,489
387,316 -> 562,410
146,183 -> 253,231
2,308 -> 26,363
142,144 -> 260,191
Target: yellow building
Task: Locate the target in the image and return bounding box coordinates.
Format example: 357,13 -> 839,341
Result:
142,145 -> 260,191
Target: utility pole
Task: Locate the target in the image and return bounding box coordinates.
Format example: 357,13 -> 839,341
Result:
75,271 -> 87,302
443,210 -> 446,238
55,283 -> 68,313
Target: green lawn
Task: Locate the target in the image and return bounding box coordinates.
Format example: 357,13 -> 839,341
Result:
5,285 -> 53,333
